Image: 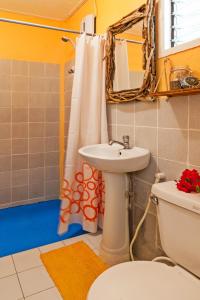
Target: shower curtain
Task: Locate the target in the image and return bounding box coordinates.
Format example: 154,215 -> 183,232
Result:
113,40 -> 130,91
59,34 -> 108,234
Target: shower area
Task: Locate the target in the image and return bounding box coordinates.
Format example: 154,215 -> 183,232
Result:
0,13 -> 140,256
0,17 -> 83,256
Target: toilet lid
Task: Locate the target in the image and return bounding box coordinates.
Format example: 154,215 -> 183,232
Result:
87,261 -> 200,300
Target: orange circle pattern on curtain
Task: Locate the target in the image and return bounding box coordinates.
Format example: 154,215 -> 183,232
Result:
60,163 -> 105,223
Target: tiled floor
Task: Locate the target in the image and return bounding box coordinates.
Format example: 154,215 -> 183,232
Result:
0,233 -> 102,300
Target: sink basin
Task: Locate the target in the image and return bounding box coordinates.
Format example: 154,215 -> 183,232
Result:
79,144 -> 150,173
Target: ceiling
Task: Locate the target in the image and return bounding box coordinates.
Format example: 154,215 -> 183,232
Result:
0,0 -> 86,21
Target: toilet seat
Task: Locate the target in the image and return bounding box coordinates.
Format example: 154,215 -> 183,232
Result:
87,261 -> 200,300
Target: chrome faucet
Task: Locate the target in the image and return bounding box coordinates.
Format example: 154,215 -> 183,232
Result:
109,135 -> 130,149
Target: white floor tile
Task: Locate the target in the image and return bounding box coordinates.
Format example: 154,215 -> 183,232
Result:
18,266 -> 54,297
63,233 -> 102,251
13,249 -> 42,273
25,287 -> 62,300
62,234 -> 89,246
0,256 -> 16,279
81,235 -> 99,250
92,248 -> 100,256
39,241 -> 64,254
87,233 -> 102,249
0,274 -> 23,300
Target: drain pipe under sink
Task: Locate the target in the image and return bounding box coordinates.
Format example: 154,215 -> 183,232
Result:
129,172 -> 165,261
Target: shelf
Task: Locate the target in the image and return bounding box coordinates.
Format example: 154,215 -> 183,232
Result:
151,88 -> 200,98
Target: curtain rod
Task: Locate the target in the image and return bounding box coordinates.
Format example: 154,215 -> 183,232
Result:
0,18 -> 143,45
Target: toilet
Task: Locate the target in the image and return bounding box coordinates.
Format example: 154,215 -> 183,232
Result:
87,181 -> 200,300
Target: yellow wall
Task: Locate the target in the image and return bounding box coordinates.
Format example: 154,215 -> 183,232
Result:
64,0 -> 144,33
158,47 -> 200,90
0,10 -> 69,63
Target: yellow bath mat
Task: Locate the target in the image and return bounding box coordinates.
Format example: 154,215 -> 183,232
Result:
40,241 -> 108,300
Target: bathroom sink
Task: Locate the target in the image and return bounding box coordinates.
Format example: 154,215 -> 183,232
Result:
79,144 -> 150,173
79,143 -> 150,265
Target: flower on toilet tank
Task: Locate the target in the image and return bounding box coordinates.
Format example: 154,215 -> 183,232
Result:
177,169 -> 200,193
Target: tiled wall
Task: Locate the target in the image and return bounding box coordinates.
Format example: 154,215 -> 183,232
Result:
64,61 -> 74,151
0,60 -> 60,208
107,95 -> 200,259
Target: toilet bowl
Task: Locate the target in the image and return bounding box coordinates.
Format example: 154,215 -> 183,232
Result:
87,181 -> 200,300
87,261 -> 200,300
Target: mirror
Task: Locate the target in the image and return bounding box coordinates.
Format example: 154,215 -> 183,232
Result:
105,0 -> 156,103
114,20 -> 144,91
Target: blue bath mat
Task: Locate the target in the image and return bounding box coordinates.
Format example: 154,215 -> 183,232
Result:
0,200 -> 85,257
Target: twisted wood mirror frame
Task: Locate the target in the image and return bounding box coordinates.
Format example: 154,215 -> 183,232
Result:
105,0 -> 156,103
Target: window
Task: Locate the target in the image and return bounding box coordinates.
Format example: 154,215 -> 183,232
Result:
171,0 -> 200,47
159,0 -> 200,57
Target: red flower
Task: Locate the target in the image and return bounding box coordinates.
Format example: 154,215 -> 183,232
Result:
177,169 -> 200,193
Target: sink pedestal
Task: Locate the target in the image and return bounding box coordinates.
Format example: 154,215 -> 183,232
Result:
100,172 -> 130,265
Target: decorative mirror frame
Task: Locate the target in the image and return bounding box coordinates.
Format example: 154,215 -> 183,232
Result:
105,0 -> 156,103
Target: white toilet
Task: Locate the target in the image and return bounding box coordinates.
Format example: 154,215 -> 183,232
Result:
87,181 -> 200,300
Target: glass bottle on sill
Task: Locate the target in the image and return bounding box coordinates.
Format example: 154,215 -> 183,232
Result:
170,66 -> 192,90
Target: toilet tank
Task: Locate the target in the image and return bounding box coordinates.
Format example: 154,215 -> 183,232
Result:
152,181 -> 200,278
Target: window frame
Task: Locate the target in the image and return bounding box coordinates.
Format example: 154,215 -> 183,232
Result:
158,0 -> 200,58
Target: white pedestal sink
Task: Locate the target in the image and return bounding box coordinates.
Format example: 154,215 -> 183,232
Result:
79,144 -> 150,265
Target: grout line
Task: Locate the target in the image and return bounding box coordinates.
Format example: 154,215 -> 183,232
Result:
188,128 -> 200,132
156,99 -> 159,168
0,121 -> 59,125
133,101 -> 136,145
44,101 -> 47,202
16,265 -> 44,276
109,123 -> 200,131
190,163 -> 200,168
0,196 -> 58,209
8,74 -> 60,79
136,125 -> 188,131
126,125 -> 200,132
0,195 -> 44,206
134,202 -> 156,217
10,151 -> 55,156
157,155 -> 198,166
10,61 -> 13,207
7,136 -> 59,143
0,121 -> 197,131
134,176 -> 152,186
23,286 -> 56,299
0,272 -> 20,280
11,255 -> 25,299
135,125 -> 158,129
113,104 -> 117,139
187,96 -> 190,167
27,62 -> 30,203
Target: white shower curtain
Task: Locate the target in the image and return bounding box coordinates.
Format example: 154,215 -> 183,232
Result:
113,40 -> 130,91
59,34 -> 108,235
